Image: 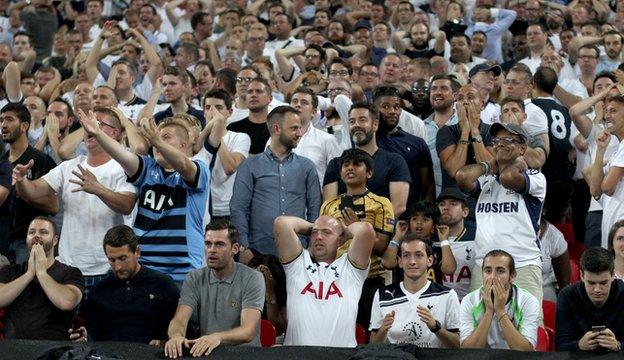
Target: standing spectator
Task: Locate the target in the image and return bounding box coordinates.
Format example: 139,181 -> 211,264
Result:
164,220 -> 265,358
75,225 -> 180,343
323,102 -> 411,218
468,63 -> 501,125
79,110 -> 210,283
1,103 -> 57,264
609,221 -> 624,279
556,247 -> 624,351
459,250 -> 539,350
274,215 -> 375,347
230,106 -> 321,260
424,75 -> 459,196
13,0 -> 58,61
539,215 -> 570,302
0,216 -> 84,340
370,234 -> 460,348
456,123 -> 545,302
466,7 -> 516,64
519,23 -> 549,74
227,77 -> 272,155
14,108 -> 136,294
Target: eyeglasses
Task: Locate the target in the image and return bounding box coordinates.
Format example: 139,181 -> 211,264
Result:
328,88 -> 349,95
98,120 -> 118,130
236,76 -> 255,83
492,136 -> 522,146
360,71 -> 379,77
329,70 -> 350,78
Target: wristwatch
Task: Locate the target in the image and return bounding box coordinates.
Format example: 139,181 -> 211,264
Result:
431,320 -> 442,333
472,135 -> 483,143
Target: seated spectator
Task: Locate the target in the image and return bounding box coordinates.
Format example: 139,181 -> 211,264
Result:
248,254 -> 287,336
320,148 -> 395,335
0,216 -> 84,340
457,123 -> 545,303
382,201 -> 456,284
460,249 -> 539,350
71,225 -> 179,343
370,233 -> 460,348
164,220 -> 265,358
274,215 -> 376,347
539,213 -> 571,302
556,247 -> 624,352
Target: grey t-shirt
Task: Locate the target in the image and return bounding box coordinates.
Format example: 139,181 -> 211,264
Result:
179,262 -> 265,346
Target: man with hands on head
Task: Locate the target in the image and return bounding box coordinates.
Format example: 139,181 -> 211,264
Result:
274,215 -> 376,347
456,122 -> 546,303
0,216 -> 84,340
370,233 -> 461,348
77,109 -> 210,284
459,250 -> 539,350
556,247 -> 624,352
164,220 -> 265,359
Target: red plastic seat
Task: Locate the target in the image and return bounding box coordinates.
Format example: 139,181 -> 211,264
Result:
553,223 -> 575,243
553,223 -> 585,262
570,260 -> 581,283
355,323 -> 367,344
260,319 -> 276,347
545,327 -> 556,352
542,300 -> 556,331
536,327 -> 550,352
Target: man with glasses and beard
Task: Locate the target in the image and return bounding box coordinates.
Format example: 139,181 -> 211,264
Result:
0,216 -> 84,340
456,123 -> 546,303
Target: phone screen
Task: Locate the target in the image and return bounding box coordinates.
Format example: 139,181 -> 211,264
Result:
339,195 -> 354,211
592,326 -> 606,332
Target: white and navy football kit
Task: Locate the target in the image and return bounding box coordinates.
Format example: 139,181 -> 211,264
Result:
370,281 -> 460,347
472,170 -> 546,268
600,140 -> 624,249
283,250 -> 369,347
440,226 -> 476,300
460,284 -> 539,349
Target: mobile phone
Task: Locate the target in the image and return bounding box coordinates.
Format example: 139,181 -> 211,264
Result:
340,195 -> 354,211
592,325 -> 606,332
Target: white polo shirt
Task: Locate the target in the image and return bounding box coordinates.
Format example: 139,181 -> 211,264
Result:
370,281 -> 460,347
473,170 -> 546,268
283,250 -> 369,347
293,125 -> 342,185
460,284 -> 539,349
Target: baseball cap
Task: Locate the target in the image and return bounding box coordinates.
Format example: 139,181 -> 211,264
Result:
468,62 -> 502,78
489,122 -> 528,142
354,19 -> 372,31
436,187 -> 468,203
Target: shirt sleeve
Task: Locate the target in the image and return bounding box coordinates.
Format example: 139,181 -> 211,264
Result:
41,161 -> 65,194
555,287 -> 581,350
524,105 -> 549,137
519,292 -> 540,348
388,153 -> 412,183
375,197 -> 395,235
610,144 -> 624,168
436,125 -> 455,154
61,265 -> 85,294
322,157 -> 340,187
0,160 -> 11,191
178,271 -> 201,313
525,170 -> 547,201
550,225 -> 568,258
305,161 -> 321,223
229,159 -> 253,248
369,289 -> 383,332
241,269 -> 266,312
459,293 -> 477,343
445,290 -> 461,331
230,132 -> 251,157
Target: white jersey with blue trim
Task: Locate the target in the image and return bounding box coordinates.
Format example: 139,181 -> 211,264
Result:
473,170 -> 546,268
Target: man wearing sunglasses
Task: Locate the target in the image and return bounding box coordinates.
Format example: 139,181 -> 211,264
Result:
456,122 -> 546,303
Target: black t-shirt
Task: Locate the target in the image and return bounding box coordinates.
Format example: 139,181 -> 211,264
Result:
0,159 -> 12,256
1,145 -> 56,242
377,128 -> 432,204
323,147 -> 411,199
0,261 -> 84,340
227,117 -> 270,155
404,46 -> 443,59
85,266 -> 180,343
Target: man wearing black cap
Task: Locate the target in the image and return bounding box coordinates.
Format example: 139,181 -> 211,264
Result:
468,62 -> 502,125
436,187 -> 476,300
456,122 -> 546,302
353,20 -> 387,66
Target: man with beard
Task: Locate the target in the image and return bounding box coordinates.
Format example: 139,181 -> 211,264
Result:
424,75 -> 460,196
231,106 -> 321,260
323,102 -> 411,217
374,86 -> 434,204
1,103 -> 57,264
501,25 -> 529,72
0,216 -> 84,340
456,123 -> 546,302
274,214 -> 376,346
353,20 -> 387,67
164,220 -> 265,358
227,77 -> 273,155
327,20 -> 347,46
36,99 -> 77,164
70,225 -> 180,343
275,44 -> 326,83
459,250 -> 539,350
401,23 -> 446,60
436,188 -> 476,300
596,31 -> 623,73
13,108 -> 136,295
471,32 -> 487,59
465,7 -> 517,64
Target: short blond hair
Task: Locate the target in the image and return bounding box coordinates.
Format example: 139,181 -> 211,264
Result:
158,117 -> 191,143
